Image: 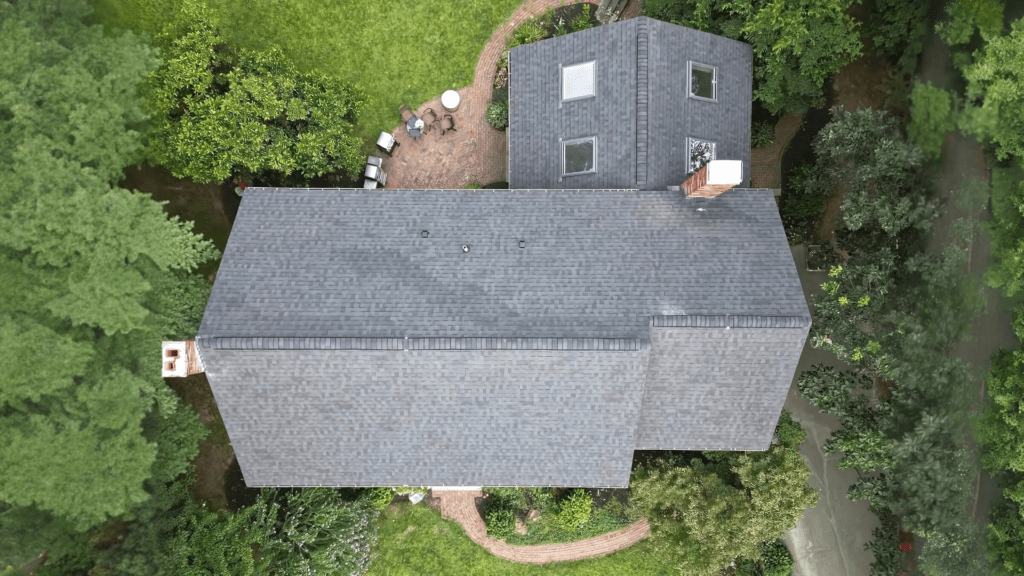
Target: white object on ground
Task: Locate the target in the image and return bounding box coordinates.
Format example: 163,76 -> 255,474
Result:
409,492 -> 425,504
442,90 -> 461,112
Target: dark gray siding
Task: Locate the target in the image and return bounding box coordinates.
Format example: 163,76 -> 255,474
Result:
509,19 -> 638,189
508,17 -> 752,191
645,19 -> 753,191
201,346 -> 649,487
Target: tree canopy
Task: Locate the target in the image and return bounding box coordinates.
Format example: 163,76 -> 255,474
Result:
0,0 -> 215,537
963,17 -> 1024,162
145,0 -> 365,185
631,413 -> 816,576
643,0 -> 862,114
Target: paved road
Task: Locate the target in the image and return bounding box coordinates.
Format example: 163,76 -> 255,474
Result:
782,244 -> 880,576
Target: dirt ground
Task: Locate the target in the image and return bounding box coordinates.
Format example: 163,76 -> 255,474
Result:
167,374 -> 235,510
119,164 -> 239,280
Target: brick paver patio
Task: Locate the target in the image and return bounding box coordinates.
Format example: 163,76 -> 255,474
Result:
428,489 -> 651,564
385,0 -> 643,190
750,112 -> 804,190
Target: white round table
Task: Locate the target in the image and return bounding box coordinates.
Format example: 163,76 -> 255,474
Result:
441,90 -> 461,112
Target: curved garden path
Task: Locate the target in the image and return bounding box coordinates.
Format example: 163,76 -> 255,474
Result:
428,489 -> 651,564
386,0 -> 642,190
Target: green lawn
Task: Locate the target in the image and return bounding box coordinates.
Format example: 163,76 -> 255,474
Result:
92,0 -> 520,143
367,502 -> 676,576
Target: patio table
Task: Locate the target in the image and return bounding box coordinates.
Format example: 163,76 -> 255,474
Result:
442,90 -> 460,112
407,116 -> 424,137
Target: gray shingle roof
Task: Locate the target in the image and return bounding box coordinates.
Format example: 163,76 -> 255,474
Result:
197,186 -> 808,487
200,346 -> 649,487
636,325 -> 808,451
509,17 -> 753,191
198,187 -> 804,339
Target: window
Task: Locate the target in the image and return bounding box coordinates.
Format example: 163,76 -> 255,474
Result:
563,137 -> 596,175
562,61 -> 596,102
688,61 -> 717,101
688,137 -> 716,174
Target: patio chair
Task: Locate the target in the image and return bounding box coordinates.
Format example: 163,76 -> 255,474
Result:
422,108 -> 439,134
399,105 -> 414,124
441,114 -> 456,136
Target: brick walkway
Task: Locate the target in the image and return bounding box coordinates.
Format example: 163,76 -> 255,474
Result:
386,0 -> 643,190
749,112 -> 804,190
428,489 -> 651,564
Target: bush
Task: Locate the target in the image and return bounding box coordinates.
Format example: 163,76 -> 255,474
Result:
779,165 -> 827,244
571,4 -> 593,32
366,487 -> 394,510
752,119 -> 775,148
735,541 -> 794,576
556,489 -> 592,530
482,488 -> 524,539
486,99 -> 509,130
907,81 -> 957,160
485,507 -> 517,539
508,19 -> 545,48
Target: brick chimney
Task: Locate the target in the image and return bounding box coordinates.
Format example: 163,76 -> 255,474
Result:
162,341 -> 205,378
682,160 -> 743,197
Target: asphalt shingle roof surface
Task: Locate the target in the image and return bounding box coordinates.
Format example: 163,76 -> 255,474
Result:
198,187 -> 804,339
200,346 -> 649,488
197,186 -> 808,487
636,325 -> 809,451
509,17 -> 753,191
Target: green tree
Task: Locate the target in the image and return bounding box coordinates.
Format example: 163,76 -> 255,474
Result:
963,17 -> 1024,162
631,412 -> 816,576
813,107 -> 935,236
936,0 -> 1005,46
871,0 -> 929,60
986,167 -> 1024,296
643,0 -> 862,114
145,0 -> 365,185
0,0 -> 216,538
908,82 -> 958,160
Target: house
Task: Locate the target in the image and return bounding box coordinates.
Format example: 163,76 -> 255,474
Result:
164,17 -> 809,489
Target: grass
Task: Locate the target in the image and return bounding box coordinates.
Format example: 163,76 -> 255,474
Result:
91,0 -> 521,147
367,502 -> 675,576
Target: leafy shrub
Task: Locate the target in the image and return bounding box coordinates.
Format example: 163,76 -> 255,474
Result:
508,19 -> 545,48
365,487 -> 394,510
572,4 -> 593,32
871,0 -> 928,59
555,21 -> 568,36
482,488 -> 525,539
486,99 -> 509,130
485,507 -> 517,539
779,165 -> 826,244
464,182 -> 483,189
761,541 -> 795,576
734,541 -> 794,576
907,81 -> 957,160
751,119 -> 776,148
556,489 -> 592,530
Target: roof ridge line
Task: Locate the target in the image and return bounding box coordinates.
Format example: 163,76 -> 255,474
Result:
635,19 -> 649,190
205,336 -> 648,351
651,314 -> 812,328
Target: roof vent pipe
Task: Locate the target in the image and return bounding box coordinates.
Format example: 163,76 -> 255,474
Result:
462,245 -> 470,253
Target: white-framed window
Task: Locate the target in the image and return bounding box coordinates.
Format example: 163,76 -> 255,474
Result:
563,136 -> 597,175
687,137 -> 716,174
561,61 -> 597,102
688,61 -> 717,101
